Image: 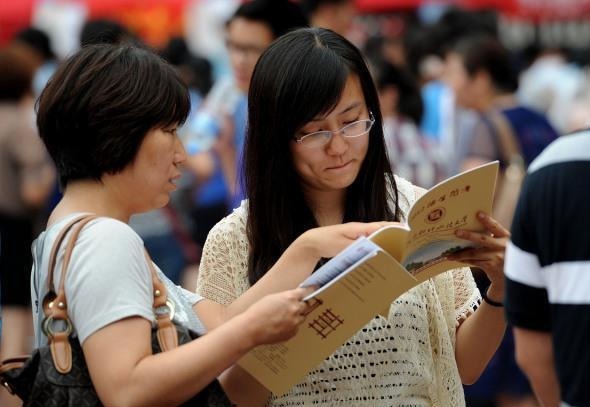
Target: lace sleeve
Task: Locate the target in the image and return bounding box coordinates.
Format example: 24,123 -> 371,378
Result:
452,267 -> 481,326
195,214 -> 245,306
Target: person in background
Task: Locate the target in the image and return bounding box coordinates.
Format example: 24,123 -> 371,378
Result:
517,47 -> 584,135
300,0 -> 356,37
158,36 -> 214,286
0,44 -> 55,407
185,0 -> 308,256
445,34 -> 558,407
446,35 -> 559,176
32,42 -> 388,407
375,61 -> 446,188
13,27 -> 58,97
505,130 -> 590,407
411,8 -> 499,178
197,27 -> 509,406
13,27 -> 62,220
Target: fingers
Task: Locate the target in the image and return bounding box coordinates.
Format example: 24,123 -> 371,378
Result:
295,289 -> 317,316
448,248 -> 505,278
448,247 -> 503,260
291,285 -> 316,300
280,287 -> 316,318
475,211 -> 511,238
454,212 -> 510,249
455,229 -> 506,249
449,250 -> 500,264
343,221 -> 399,239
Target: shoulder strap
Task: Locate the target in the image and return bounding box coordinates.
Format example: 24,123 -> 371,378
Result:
51,216 -> 98,314
487,110 -> 523,166
46,214 -> 94,294
144,250 -> 179,352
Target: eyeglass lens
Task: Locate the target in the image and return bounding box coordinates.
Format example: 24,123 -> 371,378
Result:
300,118 -> 374,148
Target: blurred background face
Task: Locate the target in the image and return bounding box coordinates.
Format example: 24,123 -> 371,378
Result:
444,52 -> 481,110
307,0 -> 357,37
329,0 -> 356,37
226,17 -> 274,92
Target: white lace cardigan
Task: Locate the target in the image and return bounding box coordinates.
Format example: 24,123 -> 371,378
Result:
196,176 -> 480,406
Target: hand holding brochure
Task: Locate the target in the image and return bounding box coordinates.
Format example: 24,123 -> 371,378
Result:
238,161 -> 500,395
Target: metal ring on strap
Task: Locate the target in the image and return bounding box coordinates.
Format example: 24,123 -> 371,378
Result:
155,299 -> 176,322
41,316 -> 73,339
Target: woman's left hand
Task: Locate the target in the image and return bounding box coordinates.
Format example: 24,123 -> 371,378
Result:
447,211 -> 510,287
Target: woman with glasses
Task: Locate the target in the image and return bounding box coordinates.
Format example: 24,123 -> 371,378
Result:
196,28 -> 509,405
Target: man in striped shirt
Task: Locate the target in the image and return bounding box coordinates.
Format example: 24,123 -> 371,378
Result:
505,130 -> 590,407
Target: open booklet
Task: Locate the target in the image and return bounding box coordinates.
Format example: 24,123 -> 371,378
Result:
238,161 -> 499,395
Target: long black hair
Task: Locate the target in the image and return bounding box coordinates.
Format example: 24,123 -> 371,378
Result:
245,28 -> 399,285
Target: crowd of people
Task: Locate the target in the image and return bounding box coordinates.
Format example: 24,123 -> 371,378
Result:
1,0 -> 589,406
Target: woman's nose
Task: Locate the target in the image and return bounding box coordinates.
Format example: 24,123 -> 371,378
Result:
325,131 -> 348,155
175,137 -> 187,164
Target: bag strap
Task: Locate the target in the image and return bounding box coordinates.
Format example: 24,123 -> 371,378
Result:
45,214 -> 93,294
42,215 -> 178,374
52,216 -> 98,312
487,109 -> 524,168
143,250 -> 178,352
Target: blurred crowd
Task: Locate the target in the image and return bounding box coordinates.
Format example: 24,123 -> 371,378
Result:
1,1 -> 590,406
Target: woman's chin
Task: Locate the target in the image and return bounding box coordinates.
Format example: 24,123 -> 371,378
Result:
141,196 -> 171,214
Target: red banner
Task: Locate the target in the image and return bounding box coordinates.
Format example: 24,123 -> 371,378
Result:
0,0 -> 35,44
355,0 -> 590,20
86,0 -> 187,47
460,0 -> 590,20
0,0 -> 188,47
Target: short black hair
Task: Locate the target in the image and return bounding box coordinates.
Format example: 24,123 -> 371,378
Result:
37,44 -> 189,187
229,0 -> 308,39
14,27 -> 55,61
80,19 -> 135,47
452,35 -> 518,93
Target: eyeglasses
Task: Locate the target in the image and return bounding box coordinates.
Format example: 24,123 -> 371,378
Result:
293,112 -> 375,149
225,39 -> 267,60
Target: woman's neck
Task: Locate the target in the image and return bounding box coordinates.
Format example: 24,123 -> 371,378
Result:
48,180 -> 132,226
306,188 -> 347,227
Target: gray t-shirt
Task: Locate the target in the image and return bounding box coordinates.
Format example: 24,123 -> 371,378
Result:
31,214 -> 206,347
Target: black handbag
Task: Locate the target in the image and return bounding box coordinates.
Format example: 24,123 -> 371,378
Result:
0,215 -> 231,406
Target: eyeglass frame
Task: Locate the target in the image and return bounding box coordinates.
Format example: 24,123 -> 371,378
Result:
225,39 -> 267,60
292,111 -> 375,148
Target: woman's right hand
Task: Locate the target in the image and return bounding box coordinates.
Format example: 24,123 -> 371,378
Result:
297,221 -> 396,260
242,286 -> 315,346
